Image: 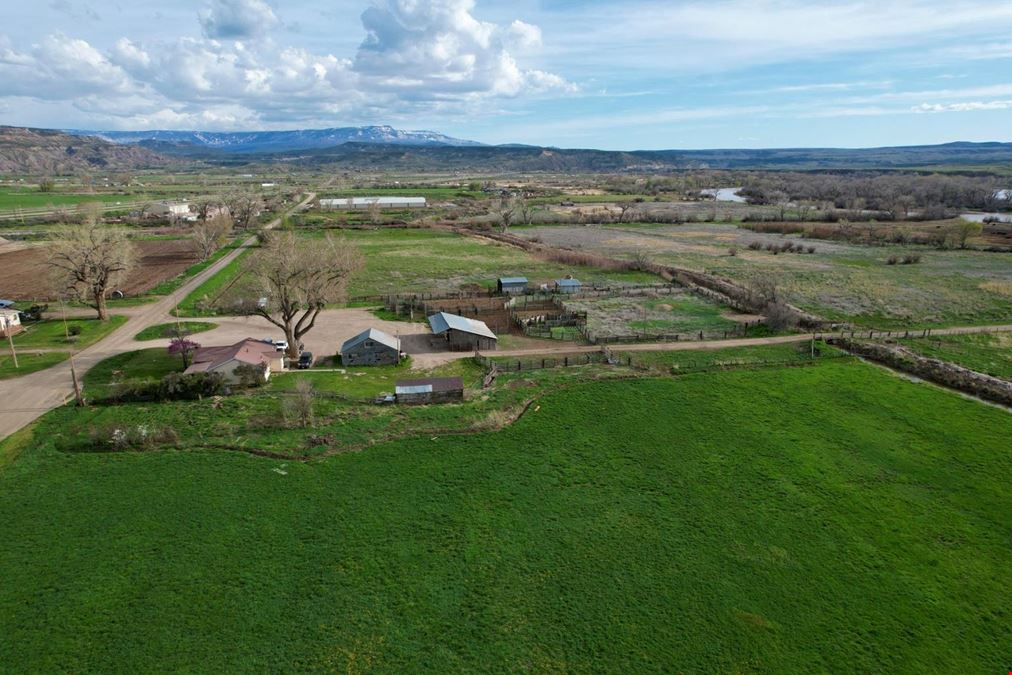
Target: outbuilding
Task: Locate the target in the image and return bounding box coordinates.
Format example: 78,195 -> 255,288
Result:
555,278 -> 583,294
184,338 -> 284,384
341,328 -> 402,366
0,308 -> 22,337
428,312 -> 498,352
395,377 -> 464,405
319,197 -> 427,210
497,277 -> 528,295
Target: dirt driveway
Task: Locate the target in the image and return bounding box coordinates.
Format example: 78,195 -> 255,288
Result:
136,309 -> 447,367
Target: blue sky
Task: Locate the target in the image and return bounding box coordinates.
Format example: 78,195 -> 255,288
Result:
2,0 -> 1011,149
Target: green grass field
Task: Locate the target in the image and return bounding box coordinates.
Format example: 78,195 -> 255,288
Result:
0,358 -> 1008,671
12,316 -> 126,349
568,292 -> 743,337
0,351 -> 70,379
135,321 -> 218,342
897,332 -> 1012,379
0,190 -> 145,210
177,228 -> 658,316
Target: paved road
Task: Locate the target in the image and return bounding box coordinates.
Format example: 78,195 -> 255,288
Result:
0,191 -> 317,440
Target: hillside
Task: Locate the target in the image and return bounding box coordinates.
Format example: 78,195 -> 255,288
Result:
281,141 -> 1012,172
70,125 -> 483,153
0,127 -> 172,175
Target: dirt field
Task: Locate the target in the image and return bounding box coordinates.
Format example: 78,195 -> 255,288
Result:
0,238 -> 200,301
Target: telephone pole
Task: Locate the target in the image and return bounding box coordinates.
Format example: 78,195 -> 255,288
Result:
61,299 -> 84,406
5,326 -> 17,369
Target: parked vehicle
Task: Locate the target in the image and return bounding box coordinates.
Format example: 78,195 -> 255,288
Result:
297,352 -> 314,369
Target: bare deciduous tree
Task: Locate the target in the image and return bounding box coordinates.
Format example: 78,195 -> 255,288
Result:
193,198 -> 222,223
244,231 -> 363,359
492,193 -> 519,233
192,213 -> 233,261
226,192 -> 263,230
47,219 -> 137,321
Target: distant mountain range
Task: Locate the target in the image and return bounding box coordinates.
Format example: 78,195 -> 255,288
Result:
4,125 -> 1012,174
66,125 -> 484,154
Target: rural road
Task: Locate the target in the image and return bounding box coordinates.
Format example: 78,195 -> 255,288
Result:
0,191 -> 317,440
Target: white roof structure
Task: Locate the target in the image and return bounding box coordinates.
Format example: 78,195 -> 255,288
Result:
341,328 -> 401,353
319,196 -> 427,209
428,312 -> 497,340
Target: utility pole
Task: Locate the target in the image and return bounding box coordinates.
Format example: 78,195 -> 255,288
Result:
5,326 -> 17,369
61,299 -> 84,407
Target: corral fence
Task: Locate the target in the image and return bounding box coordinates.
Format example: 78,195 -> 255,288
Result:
473,340 -> 849,377
579,322 -> 765,346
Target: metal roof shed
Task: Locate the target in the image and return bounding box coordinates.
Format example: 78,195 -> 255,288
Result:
428,312 -> 498,352
497,277 -> 528,295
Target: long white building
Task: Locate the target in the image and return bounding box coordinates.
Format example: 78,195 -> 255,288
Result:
319,196 -> 427,210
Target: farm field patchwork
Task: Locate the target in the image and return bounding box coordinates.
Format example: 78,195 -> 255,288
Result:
897,332 -> 1012,379
177,228 -> 658,316
0,359 -> 1008,671
522,224 -> 1012,328
0,238 -> 202,301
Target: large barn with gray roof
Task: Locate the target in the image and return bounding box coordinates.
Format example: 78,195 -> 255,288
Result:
340,328 -> 402,366
428,312 -> 498,352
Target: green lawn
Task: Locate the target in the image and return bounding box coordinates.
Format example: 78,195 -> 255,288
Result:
897,332 -> 1012,379
0,358 -> 1008,671
12,316 -> 127,349
135,321 -> 218,342
0,351 -> 70,379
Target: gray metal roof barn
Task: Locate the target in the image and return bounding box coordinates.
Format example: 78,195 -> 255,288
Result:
340,328 -> 402,366
497,277 -> 528,295
319,197 -> 427,209
428,312 -> 498,351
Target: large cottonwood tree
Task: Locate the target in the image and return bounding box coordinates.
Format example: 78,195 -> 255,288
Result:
245,231 -> 362,359
47,218 -> 137,321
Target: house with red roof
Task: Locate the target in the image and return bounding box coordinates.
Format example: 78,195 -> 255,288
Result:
184,338 -> 284,384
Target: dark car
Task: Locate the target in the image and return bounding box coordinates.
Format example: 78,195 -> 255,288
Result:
297,352 -> 314,369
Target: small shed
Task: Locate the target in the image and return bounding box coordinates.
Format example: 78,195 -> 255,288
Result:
0,308 -> 22,337
395,377 -> 464,405
428,312 -> 498,352
497,277 -> 528,295
555,278 -> 583,294
341,328 -> 401,366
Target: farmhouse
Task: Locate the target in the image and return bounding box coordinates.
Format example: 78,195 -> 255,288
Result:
0,308 -> 21,337
147,202 -> 191,219
184,338 -> 284,384
395,377 -> 464,405
555,278 -> 583,293
341,328 -> 402,366
428,312 -> 498,351
319,197 -> 427,210
497,277 -> 528,295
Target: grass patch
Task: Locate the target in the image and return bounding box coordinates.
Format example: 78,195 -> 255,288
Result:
134,321 -> 218,342
82,348 -> 183,401
0,360 -> 1008,670
175,247 -> 252,317
13,316 -> 126,349
0,351 -> 70,379
897,332 -> 1012,379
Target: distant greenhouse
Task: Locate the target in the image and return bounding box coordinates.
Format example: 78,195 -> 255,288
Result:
319,197 -> 427,210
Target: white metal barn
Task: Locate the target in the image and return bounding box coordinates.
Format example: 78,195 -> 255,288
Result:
319,197 -> 427,210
